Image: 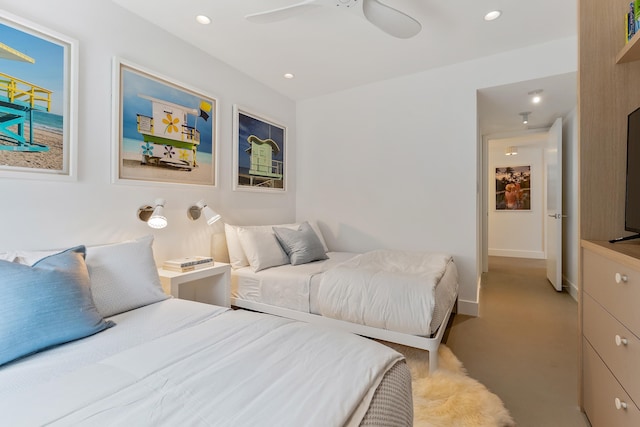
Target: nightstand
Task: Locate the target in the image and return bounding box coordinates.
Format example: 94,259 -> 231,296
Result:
157,262 -> 231,308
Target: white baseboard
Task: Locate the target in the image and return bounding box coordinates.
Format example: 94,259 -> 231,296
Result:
456,275 -> 481,317
563,276 -> 578,301
488,248 -> 545,259
457,299 -> 479,317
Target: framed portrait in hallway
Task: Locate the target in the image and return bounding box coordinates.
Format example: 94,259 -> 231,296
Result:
495,165 -> 531,210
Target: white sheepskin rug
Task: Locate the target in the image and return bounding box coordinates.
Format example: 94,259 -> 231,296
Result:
381,342 -> 514,427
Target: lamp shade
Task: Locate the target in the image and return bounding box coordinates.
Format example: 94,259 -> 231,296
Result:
188,200 -> 221,225
147,198 -> 167,229
202,205 -> 221,225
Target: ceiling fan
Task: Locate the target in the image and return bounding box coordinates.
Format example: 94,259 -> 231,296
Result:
245,0 -> 421,39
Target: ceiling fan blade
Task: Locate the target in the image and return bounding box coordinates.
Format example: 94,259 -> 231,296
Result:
362,0 -> 421,39
245,0 -> 321,24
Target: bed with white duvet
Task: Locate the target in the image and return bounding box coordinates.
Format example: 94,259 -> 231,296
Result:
0,236 -> 412,426
225,221 -> 459,372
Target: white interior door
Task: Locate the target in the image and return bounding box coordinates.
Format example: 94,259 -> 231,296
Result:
545,118 -> 563,291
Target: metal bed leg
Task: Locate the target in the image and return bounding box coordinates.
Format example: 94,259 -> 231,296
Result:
428,347 -> 439,374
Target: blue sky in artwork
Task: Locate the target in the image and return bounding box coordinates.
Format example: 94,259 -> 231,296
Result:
121,67 -> 214,154
0,21 -> 64,115
238,112 -> 284,169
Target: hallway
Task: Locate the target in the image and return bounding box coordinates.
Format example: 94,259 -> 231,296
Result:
445,256 -> 590,426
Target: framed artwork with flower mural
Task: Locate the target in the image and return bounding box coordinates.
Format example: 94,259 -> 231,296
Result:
495,165 -> 531,210
232,105 -> 286,192
112,58 -> 217,186
0,11 -> 78,181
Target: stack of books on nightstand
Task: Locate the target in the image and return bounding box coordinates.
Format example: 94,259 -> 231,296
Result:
163,256 -> 214,272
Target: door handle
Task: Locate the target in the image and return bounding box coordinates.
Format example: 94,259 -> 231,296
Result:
548,214 -> 567,219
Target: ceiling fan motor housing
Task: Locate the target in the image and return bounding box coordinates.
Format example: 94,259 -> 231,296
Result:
246,0 -> 421,39
336,0 -> 359,6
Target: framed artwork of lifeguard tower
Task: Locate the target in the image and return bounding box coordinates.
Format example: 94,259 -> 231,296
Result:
233,105 -> 287,193
0,10 -> 78,180
112,58 -> 217,187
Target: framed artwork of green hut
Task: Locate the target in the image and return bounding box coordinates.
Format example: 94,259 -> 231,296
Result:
233,105 -> 286,192
0,11 -> 78,180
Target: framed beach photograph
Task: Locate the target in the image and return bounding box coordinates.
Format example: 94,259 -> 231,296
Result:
495,165 -> 531,210
0,11 -> 78,180
233,105 -> 286,192
112,58 -> 217,186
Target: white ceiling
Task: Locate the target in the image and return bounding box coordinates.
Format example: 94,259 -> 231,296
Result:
111,0 -> 577,134
479,72 -> 577,135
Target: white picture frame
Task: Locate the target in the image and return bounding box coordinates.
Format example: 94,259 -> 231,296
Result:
232,104 -> 287,193
0,10 -> 78,181
112,57 -> 218,187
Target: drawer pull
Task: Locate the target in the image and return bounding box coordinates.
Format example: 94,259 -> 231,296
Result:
615,397 -> 628,410
615,335 -> 629,346
614,273 -> 628,284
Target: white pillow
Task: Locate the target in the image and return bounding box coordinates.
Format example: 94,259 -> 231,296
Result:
225,222 -> 297,269
225,223 -> 250,268
85,235 -> 168,317
236,227 -> 289,272
0,249 -> 63,265
307,221 -> 329,253
225,221 -> 328,269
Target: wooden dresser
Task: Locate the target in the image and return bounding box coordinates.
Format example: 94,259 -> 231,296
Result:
581,240 -> 640,426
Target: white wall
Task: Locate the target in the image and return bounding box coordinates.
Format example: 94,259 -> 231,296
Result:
0,1 -> 578,314
487,134 -> 546,259
0,1 -> 297,263
296,37 -> 577,315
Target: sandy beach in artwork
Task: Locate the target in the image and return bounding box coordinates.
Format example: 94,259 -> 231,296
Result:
0,125 -> 63,171
121,158 -> 214,186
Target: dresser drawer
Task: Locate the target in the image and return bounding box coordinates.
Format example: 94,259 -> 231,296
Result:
583,248 -> 640,336
583,340 -> 640,427
583,293 -> 640,404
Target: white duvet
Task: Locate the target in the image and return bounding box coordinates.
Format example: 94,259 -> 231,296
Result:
232,252 -> 356,312
1,302 -> 402,427
318,250 -> 453,335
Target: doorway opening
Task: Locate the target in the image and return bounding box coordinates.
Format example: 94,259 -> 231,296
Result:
476,72 -> 578,297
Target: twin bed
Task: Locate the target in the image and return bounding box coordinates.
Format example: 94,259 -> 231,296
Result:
0,222 -> 459,425
224,221 -> 459,372
1,235 -> 414,426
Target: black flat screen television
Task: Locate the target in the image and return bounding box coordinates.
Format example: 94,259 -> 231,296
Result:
612,106 -> 640,242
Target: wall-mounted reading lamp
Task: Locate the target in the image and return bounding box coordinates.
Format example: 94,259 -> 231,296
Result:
187,200 -> 221,225
137,198 -> 168,229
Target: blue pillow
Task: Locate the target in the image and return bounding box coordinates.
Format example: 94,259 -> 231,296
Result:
0,246 -> 114,366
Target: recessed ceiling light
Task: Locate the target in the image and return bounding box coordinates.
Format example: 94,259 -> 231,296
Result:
528,89 -> 543,104
283,73 -> 295,79
484,10 -> 501,21
196,15 -> 211,25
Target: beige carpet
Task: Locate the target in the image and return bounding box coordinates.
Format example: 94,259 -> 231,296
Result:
381,342 -> 514,427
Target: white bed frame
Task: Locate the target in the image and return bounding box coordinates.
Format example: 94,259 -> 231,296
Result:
231,295 -> 456,374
